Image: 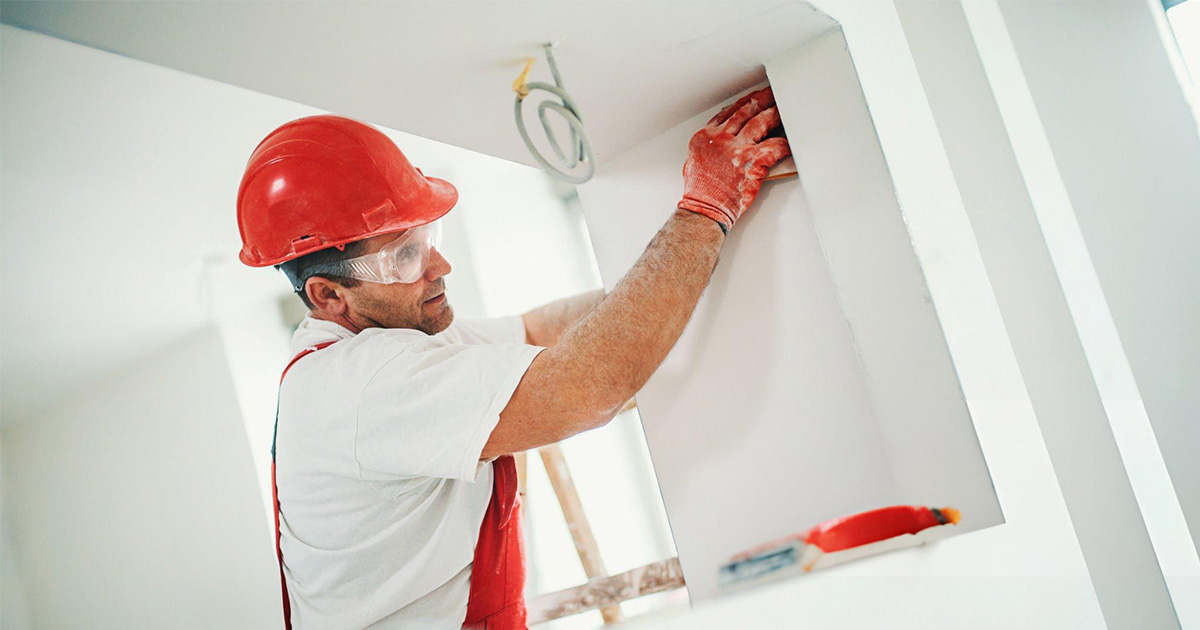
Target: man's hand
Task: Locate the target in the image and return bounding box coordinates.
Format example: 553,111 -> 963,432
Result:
677,86 -> 792,233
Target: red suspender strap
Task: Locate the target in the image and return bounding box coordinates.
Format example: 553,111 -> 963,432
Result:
272,341 -> 337,629
462,454 -> 527,629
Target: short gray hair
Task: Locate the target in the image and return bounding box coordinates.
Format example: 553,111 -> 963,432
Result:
276,240 -> 369,309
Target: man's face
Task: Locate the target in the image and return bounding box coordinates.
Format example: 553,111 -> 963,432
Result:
333,230 -> 454,335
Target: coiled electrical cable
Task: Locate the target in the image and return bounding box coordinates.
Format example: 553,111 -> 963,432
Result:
514,44 -> 596,184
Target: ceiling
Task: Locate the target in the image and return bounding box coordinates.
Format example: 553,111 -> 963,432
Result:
0,1 -> 837,423
0,1 -> 836,167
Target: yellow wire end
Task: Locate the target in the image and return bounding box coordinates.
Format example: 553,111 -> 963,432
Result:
512,57 -> 535,100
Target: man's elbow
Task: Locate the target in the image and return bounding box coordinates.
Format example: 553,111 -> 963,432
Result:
584,405 -> 621,433
551,394 -> 621,441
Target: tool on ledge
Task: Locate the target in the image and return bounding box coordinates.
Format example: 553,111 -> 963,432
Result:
719,504 -> 961,587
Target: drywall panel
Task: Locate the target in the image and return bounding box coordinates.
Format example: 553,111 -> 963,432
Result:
899,3 -> 1182,629
997,0 -> 1200,565
575,27 -> 1001,602
766,31 -> 999,521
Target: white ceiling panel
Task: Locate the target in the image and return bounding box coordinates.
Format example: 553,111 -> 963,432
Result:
0,1 -> 837,166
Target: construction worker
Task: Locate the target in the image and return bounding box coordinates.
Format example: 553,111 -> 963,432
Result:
236,86 -> 789,629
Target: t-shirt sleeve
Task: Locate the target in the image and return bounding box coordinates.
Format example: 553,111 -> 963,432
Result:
354,335 -> 543,482
435,315 -> 527,345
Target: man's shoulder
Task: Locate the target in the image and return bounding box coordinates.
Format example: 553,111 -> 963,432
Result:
325,328 -> 448,368
284,316 -> 527,385
434,315 -> 525,346
281,328 -> 437,394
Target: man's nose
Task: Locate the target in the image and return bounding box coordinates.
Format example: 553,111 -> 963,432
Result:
425,247 -> 451,281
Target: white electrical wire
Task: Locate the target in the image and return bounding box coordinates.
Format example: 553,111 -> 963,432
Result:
514,44 -> 596,184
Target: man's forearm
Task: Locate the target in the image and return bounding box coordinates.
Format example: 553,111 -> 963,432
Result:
485,209 -> 725,457
540,209 -> 725,417
522,289 -> 605,346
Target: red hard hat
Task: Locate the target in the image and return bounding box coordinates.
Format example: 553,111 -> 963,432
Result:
237,115 -> 458,267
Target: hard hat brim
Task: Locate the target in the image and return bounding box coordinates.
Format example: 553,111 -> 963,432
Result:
239,174 -> 458,268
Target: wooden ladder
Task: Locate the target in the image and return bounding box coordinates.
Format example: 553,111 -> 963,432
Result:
517,404 -> 686,626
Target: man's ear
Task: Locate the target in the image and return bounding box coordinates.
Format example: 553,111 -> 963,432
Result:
306,277 -> 349,316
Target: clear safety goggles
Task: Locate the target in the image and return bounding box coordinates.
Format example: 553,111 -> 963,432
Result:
307,219 -> 443,286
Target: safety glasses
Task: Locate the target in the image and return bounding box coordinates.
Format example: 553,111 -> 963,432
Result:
306,219 -> 443,286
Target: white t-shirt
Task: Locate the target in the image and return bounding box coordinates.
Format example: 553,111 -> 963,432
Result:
275,315 -> 543,630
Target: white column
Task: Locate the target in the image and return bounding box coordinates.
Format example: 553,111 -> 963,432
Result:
900,2 -> 1181,628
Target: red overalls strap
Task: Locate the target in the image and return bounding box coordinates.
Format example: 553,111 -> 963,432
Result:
272,341 -> 337,630
462,453 -> 528,629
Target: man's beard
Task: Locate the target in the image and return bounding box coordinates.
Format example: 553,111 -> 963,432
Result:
358,286 -> 453,335
413,281 -> 453,334
414,300 -> 454,335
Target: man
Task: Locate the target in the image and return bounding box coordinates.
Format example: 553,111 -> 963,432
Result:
236,86 -> 788,629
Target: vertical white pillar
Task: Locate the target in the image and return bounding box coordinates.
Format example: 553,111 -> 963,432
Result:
994,0 -> 1200,561
900,2 -> 1181,628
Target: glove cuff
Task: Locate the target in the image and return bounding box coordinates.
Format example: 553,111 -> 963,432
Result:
677,200 -> 733,235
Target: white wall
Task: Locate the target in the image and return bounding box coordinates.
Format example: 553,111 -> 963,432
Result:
897,2 -> 1181,628
1,484 -> 35,630
994,0 -> 1200,565
961,1 -> 1199,626
1,328 -> 281,629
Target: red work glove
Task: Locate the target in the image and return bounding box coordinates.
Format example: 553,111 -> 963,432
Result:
677,87 -> 792,233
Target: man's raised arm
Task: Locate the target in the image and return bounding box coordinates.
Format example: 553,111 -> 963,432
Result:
483,87 -> 789,458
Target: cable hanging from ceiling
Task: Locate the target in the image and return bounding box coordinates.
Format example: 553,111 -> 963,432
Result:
513,43 -> 596,184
